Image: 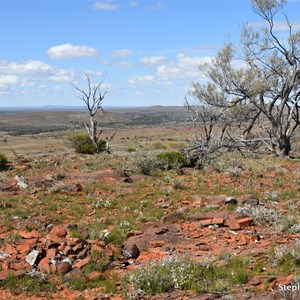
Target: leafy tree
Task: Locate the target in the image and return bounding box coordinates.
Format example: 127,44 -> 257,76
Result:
191,0 -> 300,157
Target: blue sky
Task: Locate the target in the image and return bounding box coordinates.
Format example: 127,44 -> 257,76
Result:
0,0 -> 299,107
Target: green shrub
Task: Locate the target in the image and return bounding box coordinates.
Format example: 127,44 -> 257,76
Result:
66,132 -> 106,154
134,155 -> 161,176
0,153 -> 8,170
156,151 -> 188,170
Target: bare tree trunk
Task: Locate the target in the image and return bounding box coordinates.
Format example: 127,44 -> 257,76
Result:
90,116 -> 98,150
278,135 -> 291,157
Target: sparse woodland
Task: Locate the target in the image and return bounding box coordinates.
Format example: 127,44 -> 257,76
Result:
0,0 -> 299,299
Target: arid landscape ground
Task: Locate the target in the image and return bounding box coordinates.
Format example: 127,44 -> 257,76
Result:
0,107 -> 300,300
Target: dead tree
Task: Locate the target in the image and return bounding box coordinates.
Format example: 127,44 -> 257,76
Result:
72,72 -> 115,153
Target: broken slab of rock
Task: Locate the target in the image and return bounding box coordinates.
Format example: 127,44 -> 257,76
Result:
25,249 -> 40,266
14,175 -> 28,189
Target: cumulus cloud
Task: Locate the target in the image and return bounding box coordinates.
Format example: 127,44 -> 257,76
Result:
140,56 -> 166,66
129,53 -> 212,85
93,1 -> 119,11
111,49 -> 133,57
0,59 -> 77,83
0,60 -> 52,74
128,75 -> 155,84
47,43 -> 98,60
0,75 -> 18,86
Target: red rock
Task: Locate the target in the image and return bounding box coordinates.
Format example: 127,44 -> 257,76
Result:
237,217 -> 253,228
199,219 -> 213,226
225,218 -> 241,230
46,248 -> 57,258
16,238 -> 38,255
126,230 -> 144,238
39,257 -> 51,273
46,233 -> 64,243
64,267 -> 84,280
76,248 -> 88,259
50,264 -> 57,273
149,240 -> 165,247
239,235 -> 250,245
92,244 -> 104,252
50,226 -> 67,238
3,244 -> 17,255
199,218 -> 224,226
10,260 -> 31,271
0,269 -> 10,280
57,262 -> 71,274
61,245 -> 72,256
73,256 -> 91,269
87,271 -> 101,281
251,235 -> 260,242
19,230 -> 41,239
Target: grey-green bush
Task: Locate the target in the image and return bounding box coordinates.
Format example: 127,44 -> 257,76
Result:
0,153 -> 8,170
66,132 -> 106,154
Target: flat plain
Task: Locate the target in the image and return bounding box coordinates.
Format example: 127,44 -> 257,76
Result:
0,107 -> 300,300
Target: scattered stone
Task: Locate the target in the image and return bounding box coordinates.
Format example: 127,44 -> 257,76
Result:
123,177 -> 133,183
14,175 -> 28,189
162,211 -> 184,223
87,271 -> 101,281
64,267 -> 85,281
25,249 -> 40,266
149,240 -> 165,247
50,226 -> 67,238
237,217 -> 253,228
0,251 -> 10,260
237,194 -> 259,206
0,182 -> 15,192
73,256 -> 91,269
225,218 -> 241,230
19,230 -> 41,239
122,243 -> 140,259
38,257 -> 52,273
224,196 -> 237,205
10,260 -> 31,271
57,262 -> 71,274
0,269 -> 10,281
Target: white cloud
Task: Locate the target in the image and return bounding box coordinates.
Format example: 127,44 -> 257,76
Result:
93,1 -> 119,11
48,69 -> 77,82
116,61 -> 132,68
274,20 -> 300,31
101,59 -> 132,68
111,49 -> 133,57
250,20 -> 300,31
128,75 -> 155,84
0,60 -> 52,74
0,75 -> 18,86
0,59 -> 77,84
140,56 -> 166,66
47,43 -> 98,60
129,54 -> 212,85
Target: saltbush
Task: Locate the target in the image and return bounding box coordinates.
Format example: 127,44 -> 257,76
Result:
66,132 -> 106,154
156,151 -> 188,170
0,153 -> 8,170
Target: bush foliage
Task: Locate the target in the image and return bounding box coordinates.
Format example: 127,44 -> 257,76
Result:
156,151 -> 188,170
0,153 -> 8,170
66,132 -> 106,154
